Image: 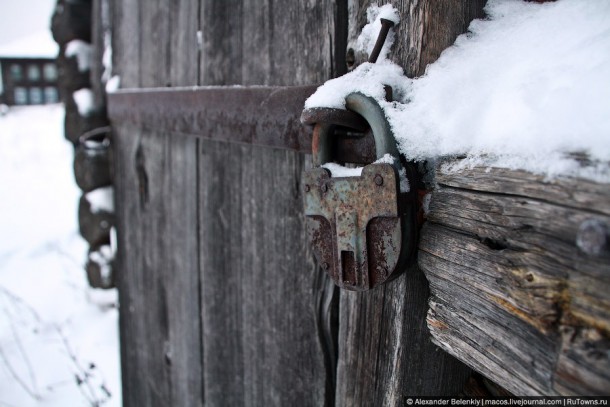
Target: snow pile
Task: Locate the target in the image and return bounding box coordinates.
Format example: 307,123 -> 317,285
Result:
0,105 -> 121,406
73,88 -> 95,117
65,40 -> 93,72
86,186 -> 114,213
306,0 -> 610,181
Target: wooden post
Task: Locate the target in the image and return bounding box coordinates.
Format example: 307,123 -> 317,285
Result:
335,1 -> 487,402
421,164 -> 610,396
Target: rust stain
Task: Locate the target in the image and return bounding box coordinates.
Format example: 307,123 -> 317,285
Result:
427,317 -> 449,330
487,293 -> 553,334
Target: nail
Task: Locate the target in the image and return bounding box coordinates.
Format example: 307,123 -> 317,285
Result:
368,18 -> 395,63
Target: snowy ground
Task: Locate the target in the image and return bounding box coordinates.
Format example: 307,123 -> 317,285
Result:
0,105 -> 121,406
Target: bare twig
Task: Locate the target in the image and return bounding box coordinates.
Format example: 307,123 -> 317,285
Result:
0,346 -> 41,401
0,286 -> 108,406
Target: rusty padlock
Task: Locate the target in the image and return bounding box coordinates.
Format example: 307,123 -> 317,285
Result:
302,92 -> 418,291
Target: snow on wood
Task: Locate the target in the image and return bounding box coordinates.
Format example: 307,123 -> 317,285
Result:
65,39 -> 93,72
88,245 -> 115,286
105,75 -> 120,93
85,186 -> 114,213
306,0 -> 610,182
72,88 -> 96,117
0,30 -> 58,58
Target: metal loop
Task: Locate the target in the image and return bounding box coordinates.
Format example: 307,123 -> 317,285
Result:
312,92 -> 397,166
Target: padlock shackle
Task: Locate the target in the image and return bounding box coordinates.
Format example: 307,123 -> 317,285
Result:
312,92 -> 398,167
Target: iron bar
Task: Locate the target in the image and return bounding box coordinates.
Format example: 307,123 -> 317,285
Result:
108,85 -> 376,163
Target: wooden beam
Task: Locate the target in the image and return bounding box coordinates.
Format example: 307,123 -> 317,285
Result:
420,161 -> 610,396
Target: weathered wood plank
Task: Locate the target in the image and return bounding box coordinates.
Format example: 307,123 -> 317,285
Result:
420,162 -> 610,396
199,142 -> 332,406
114,127 -> 203,407
197,1 -> 339,405
112,1 -> 203,406
200,1 -> 336,86
111,0 -> 139,88
335,1 -> 487,402
337,270 -> 472,403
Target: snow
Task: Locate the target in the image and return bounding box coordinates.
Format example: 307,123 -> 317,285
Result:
102,30 -> 113,85
73,89 -> 95,117
86,187 -> 115,214
89,245 -> 115,287
106,76 -> 121,93
65,40 -> 93,72
305,0 -> 610,182
357,4 -> 400,62
320,154 -> 410,192
0,1 -> 56,45
0,105 -> 121,406
322,163 -> 363,178
0,31 -> 58,59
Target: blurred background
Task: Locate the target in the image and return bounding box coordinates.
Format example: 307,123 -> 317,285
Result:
0,1 -> 120,406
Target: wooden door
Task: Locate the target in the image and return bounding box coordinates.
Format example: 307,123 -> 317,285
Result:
107,1 -> 487,406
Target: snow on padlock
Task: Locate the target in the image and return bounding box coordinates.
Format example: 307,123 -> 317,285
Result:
302,92 -> 418,291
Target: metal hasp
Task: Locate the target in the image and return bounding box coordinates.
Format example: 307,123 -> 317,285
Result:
302,92 -> 418,291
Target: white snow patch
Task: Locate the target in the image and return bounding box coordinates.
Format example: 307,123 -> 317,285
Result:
320,154 -> 410,192
304,62 -> 407,110
86,186 -> 114,213
0,30 -> 58,58
65,40 -> 93,72
0,105 -> 121,406
102,31 -> 113,84
322,162 -> 363,178
72,88 -> 95,117
105,76 -> 121,93
357,4 -> 400,62
89,245 -> 114,287
306,0 -> 610,182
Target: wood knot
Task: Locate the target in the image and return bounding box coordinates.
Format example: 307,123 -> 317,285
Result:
576,219 -> 609,256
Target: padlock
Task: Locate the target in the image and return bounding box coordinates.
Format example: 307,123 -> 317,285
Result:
302,92 -> 417,291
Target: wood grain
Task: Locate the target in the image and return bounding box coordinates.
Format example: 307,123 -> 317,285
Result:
197,1 -> 338,405
112,1 -> 203,406
420,162 -> 610,396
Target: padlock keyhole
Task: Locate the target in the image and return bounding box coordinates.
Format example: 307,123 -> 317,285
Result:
341,250 -> 357,285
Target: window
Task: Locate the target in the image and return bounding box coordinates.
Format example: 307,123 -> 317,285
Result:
10,64 -> 22,81
44,87 -> 59,103
43,63 -> 58,81
29,87 -> 43,104
14,87 -> 27,104
27,65 -> 40,81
